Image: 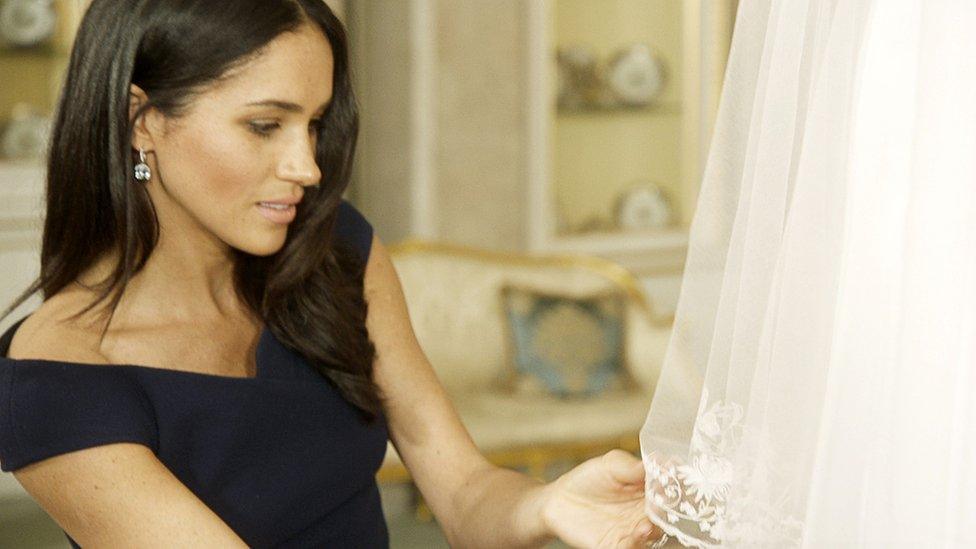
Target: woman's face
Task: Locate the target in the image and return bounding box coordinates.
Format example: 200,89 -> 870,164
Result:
134,22 -> 334,256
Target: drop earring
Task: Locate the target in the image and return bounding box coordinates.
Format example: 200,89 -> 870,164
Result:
134,148 -> 152,182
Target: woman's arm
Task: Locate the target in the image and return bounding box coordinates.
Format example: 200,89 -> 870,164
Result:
362,235 -> 552,547
12,443 -> 248,547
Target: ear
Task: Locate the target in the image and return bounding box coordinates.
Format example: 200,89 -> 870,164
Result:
128,84 -> 161,152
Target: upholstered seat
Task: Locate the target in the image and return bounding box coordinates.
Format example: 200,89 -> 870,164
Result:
377,240 -> 673,482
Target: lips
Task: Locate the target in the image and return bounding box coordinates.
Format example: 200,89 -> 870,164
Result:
258,202 -> 293,210
256,202 -> 297,224
255,193 -> 302,224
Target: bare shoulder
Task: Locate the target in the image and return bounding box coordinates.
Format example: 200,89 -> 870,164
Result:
6,286 -> 248,545
7,285 -> 110,364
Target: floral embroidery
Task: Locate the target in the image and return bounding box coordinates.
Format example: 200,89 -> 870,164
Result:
679,455 -> 733,504
644,389 -> 804,548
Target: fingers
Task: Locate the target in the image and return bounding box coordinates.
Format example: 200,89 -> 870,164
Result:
602,449 -> 646,486
627,517 -> 659,548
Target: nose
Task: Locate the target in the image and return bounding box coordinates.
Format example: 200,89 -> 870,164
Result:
276,136 -> 322,188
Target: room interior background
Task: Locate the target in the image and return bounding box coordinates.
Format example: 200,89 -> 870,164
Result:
0,0 -> 737,330
0,1 -> 736,546
346,0 -> 735,318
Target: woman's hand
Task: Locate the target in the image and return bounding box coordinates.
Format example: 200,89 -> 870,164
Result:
539,449 -> 662,548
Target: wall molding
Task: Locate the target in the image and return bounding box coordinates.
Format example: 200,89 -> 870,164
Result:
409,0 -> 437,238
525,0 -> 552,253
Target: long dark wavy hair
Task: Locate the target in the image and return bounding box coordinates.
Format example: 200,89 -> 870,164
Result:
0,0 -> 384,422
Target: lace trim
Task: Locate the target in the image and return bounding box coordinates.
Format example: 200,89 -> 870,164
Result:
644,389 -> 804,547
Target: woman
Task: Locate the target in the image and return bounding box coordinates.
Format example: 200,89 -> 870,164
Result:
0,1 -> 656,547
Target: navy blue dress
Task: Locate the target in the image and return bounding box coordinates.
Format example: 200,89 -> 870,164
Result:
0,200 -> 389,548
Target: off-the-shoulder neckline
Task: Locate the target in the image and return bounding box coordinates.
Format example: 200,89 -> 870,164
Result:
0,319 -> 269,382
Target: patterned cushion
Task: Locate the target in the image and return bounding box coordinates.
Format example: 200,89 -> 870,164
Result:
499,285 -> 630,398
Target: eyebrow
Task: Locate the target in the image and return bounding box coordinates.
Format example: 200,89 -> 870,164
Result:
245,99 -> 332,113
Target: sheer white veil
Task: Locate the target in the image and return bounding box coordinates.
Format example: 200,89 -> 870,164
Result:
640,0 -> 976,546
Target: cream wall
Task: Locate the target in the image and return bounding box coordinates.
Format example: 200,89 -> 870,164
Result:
350,0 -> 529,251
432,0 -> 527,250
346,0 -> 417,242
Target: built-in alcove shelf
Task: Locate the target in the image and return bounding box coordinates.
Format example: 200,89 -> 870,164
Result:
525,0 -> 735,277
556,101 -> 682,117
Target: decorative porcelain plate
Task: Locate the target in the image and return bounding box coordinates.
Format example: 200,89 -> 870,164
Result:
0,0 -> 56,47
606,44 -> 665,107
614,184 -> 673,230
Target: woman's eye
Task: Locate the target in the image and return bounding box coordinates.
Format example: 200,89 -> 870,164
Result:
309,119 -> 322,132
248,122 -> 280,137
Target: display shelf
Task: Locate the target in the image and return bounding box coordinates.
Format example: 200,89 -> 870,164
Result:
556,101 -> 682,116
0,1 -> 79,162
526,0 -> 735,277
550,226 -> 689,254
0,43 -> 63,56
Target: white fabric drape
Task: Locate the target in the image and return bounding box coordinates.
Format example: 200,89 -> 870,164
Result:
640,0 -> 976,547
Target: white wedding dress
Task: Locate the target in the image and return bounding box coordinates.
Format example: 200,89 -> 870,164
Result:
640,0 -> 976,547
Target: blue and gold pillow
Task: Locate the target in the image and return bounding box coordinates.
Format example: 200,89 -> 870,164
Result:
499,285 -> 631,398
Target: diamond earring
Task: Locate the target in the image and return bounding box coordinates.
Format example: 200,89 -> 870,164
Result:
134,148 -> 151,182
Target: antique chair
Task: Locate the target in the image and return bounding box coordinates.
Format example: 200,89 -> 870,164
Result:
377,239 -> 674,488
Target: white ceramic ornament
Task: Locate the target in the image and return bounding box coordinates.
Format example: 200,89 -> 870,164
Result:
0,0 -> 57,47
615,184 -> 673,230
606,44 -> 665,107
